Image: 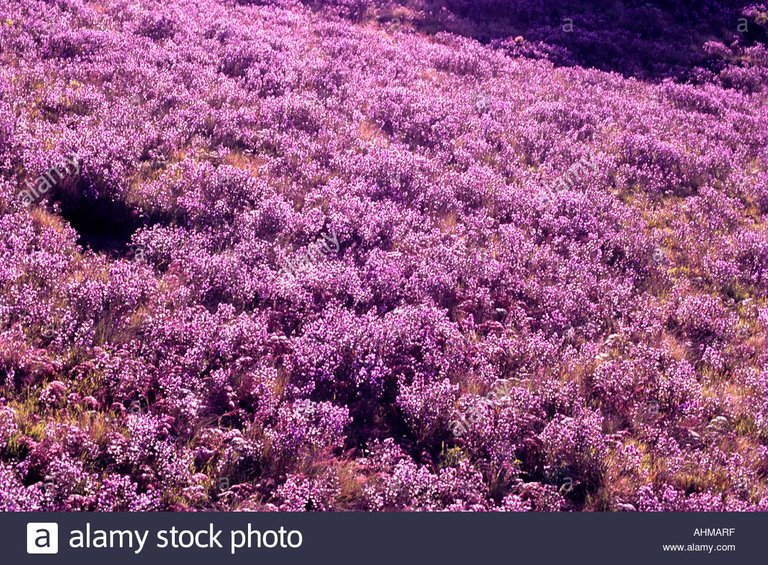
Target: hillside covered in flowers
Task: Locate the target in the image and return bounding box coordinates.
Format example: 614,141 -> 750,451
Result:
1,0 -> 768,511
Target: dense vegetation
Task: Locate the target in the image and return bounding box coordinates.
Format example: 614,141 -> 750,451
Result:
1,0 -> 767,511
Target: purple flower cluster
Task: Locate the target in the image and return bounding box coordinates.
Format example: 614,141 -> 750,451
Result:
0,0 -> 767,511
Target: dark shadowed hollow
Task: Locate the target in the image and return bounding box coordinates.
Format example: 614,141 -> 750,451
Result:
57,191 -> 146,255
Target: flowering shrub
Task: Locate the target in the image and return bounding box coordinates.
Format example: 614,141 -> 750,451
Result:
0,0 -> 767,512
539,411 -> 607,495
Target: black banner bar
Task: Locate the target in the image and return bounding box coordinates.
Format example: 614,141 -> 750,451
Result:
3,512 -> 762,564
